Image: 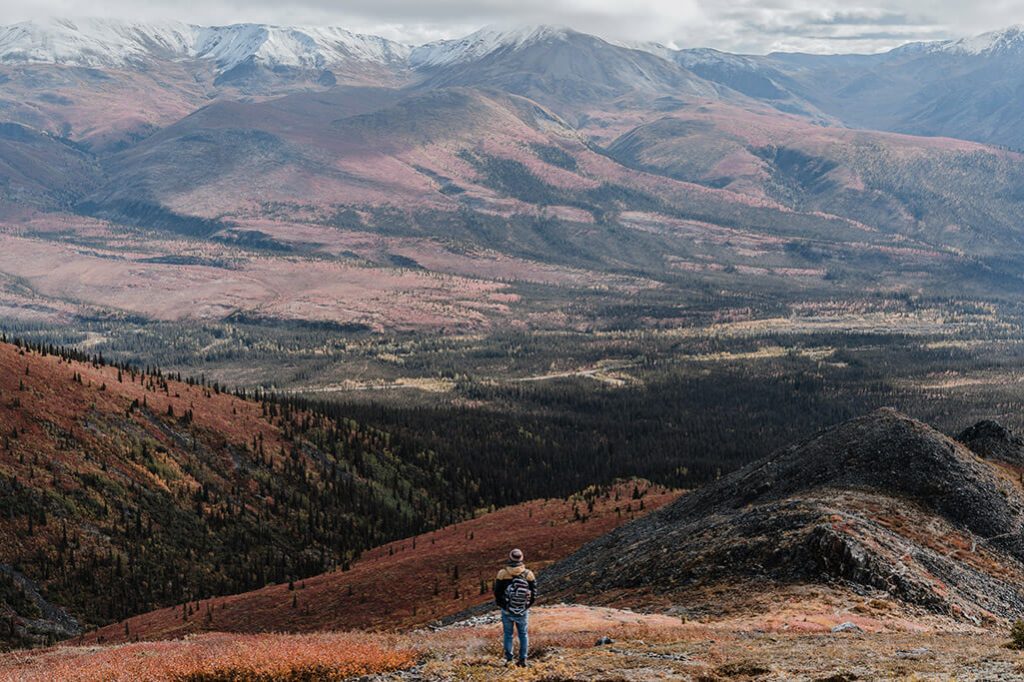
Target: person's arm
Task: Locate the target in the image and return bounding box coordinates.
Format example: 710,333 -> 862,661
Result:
494,572 -> 508,608
527,571 -> 537,606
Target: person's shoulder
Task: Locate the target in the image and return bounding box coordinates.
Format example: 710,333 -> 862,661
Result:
496,567 -> 510,579
524,569 -> 536,581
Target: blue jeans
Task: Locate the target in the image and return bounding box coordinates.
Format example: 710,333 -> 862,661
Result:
501,609 -> 529,661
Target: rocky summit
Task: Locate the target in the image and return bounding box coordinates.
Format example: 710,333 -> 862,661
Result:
541,409 -> 1024,625
958,419 -> 1024,467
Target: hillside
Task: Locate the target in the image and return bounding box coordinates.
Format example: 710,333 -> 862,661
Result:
0,123 -> 102,217
0,338 -> 489,648
83,480 -> 677,644
604,101 -> 1024,255
0,335 -> 687,651
540,409 -> 1024,625
10,412 -> 1024,680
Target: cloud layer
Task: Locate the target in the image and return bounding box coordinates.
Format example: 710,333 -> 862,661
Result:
4,0 -> 1024,53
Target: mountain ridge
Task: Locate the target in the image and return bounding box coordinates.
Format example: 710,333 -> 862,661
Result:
0,17 -> 411,72
82,480 -> 678,643
14,17 -> 1024,148
539,409 -> 1024,625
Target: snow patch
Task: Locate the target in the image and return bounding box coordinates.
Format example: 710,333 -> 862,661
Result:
895,25 -> 1024,57
0,17 -> 411,71
610,40 -> 677,61
942,25 -> 1024,55
192,24 -> 410,70
0,17 -> 193,67
409,25 -> 571,69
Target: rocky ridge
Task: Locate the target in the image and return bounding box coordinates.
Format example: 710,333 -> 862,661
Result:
958,419 -> 1024,466
540,409 -> 1024,625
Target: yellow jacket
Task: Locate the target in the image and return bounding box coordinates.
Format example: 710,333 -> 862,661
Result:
494,564 -> 536,610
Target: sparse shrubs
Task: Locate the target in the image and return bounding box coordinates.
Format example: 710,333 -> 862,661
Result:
1007,619 -> 1024,650
530,143 -> 578,171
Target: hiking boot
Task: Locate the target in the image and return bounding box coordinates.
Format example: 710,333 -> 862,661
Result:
516,659 -> 528,668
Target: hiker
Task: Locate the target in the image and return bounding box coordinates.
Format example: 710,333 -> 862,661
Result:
494,548 -> 536,667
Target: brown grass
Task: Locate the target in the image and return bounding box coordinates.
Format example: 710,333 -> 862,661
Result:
4,602 -> 1021,681
0,632 -> 417,682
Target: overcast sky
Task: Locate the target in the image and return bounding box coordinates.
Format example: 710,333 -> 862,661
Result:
4,0 -> 1024,54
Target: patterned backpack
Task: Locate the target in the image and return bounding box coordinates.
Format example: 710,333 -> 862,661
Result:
504,570 -> 532,615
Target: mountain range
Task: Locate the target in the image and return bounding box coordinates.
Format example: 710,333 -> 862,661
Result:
7,19 -> 1024,145
4,19 -> 1024,339
0,18 -> 409,72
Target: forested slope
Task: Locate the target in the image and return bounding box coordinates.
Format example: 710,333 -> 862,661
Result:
0,339 -> 478,647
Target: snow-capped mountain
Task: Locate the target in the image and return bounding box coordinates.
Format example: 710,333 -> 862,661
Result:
610,40 -> 682,61
0,17 -> 410,72
408,23 -> 722,108
12,17 -> 1024,149
408,25 -> 571,69
946,24 -> 1024,55
191,24 -> 410,70
892,24 -> 1024,57
0,17 -> 194,67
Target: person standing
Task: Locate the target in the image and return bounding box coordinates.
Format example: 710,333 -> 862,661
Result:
494,548 -> 536,667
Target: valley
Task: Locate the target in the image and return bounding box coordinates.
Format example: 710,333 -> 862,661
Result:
7,11 -> 1024,680
9,408 -> 1024,679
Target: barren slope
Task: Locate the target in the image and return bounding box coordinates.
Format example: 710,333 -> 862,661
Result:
606,102 -> 1024,254
541,409 -> 1024,626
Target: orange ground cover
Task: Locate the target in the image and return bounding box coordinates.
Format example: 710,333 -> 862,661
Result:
85,481 -> 679,643
0,631 -> 417,682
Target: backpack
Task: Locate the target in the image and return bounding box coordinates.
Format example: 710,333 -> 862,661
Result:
503,570 -> 532,615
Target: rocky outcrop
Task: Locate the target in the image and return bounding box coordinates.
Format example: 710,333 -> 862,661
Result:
0,564 -> 80,648
958,420 -> 1024,466
540,409 -> 1024,623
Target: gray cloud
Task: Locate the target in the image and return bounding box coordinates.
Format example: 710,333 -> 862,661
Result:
4,0 -> 1024,53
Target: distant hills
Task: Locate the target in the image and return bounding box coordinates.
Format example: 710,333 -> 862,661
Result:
660,25 -> 1024,149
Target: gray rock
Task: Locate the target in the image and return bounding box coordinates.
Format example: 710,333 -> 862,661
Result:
831,622 -> 863,634
958,420 -> 1024,466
